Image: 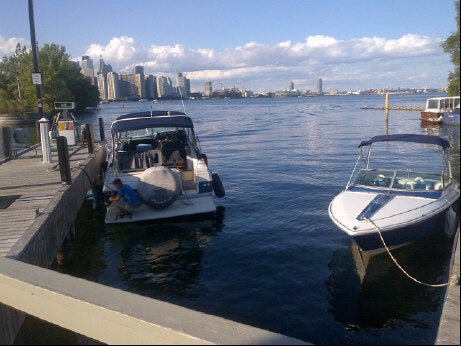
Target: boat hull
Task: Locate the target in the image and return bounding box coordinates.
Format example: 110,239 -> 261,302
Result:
350,209 -> 447,253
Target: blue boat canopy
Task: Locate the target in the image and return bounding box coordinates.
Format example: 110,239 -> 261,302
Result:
111,114 -> 194,134
116,111 -> 186,120
358,134 -> 450,149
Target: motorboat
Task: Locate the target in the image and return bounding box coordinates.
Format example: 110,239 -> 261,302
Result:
103,110 -> 225,224
328,134 -> 459,254
420,96 -> 460,125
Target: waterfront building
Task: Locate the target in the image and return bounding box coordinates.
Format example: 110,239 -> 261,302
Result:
98,55 -> 113,75
317,78 -> 323,95
106,72 -> 119,101
119,73 -> 139,100
135,65 -> 146,99
204,81 -> 213,97
145,75 -> 157,99
290,81 -> 295,90
97,73 -> 108,101
176,72 -> 190,97
81,56 -> 95,85
157,76 -> 173,98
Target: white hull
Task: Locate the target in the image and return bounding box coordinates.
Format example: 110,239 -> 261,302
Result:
105,193 -> 216,224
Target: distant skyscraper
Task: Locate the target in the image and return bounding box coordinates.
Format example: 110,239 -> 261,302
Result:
145,75 -> 157,99
119,73 -> 139,100
290,81 -> 294,90
204,81 -> 213,96
98,55 -> 113,75
106,72 -> 119,100
81,55 -> 95,84
157,76 -> 173,98
134,66 -> 146,99
97,74 -> 108,101
176,72 -> 190,97
317,78 -> 323,95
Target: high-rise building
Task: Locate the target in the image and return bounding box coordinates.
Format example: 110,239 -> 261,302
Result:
98,55 -> 113,75
145,75 -> 157,99
157,76 -> 173,98
290,81 -> 294,90
81,55 -> 95,84
134,66 -> 146,99
317,78 -> 323,95
106,72 -> 119,100
176,72 -> 190,97
119,73 -> 139,100
204,81 -> 213,97
97,74 -> 108,101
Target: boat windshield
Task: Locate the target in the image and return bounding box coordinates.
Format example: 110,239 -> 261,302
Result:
351,169 -> 451,191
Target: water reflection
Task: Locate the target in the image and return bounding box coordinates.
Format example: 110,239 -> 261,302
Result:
326,206 -> 458,331
102,206 -> 225,299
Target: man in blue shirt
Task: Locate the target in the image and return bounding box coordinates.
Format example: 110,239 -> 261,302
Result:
109,178 -> 140,218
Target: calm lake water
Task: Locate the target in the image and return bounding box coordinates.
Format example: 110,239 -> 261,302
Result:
11,94 -> 460,344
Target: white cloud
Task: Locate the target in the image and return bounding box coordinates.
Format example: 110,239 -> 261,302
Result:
0,33 -> 450,90
0,35 -> 28,57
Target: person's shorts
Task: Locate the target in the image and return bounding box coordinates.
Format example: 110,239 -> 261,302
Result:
112,199 -> 138,212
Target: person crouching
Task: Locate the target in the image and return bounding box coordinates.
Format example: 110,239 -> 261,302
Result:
109,178 -> 140,218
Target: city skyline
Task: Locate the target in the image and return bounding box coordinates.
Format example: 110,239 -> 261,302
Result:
0,0 -> 458,92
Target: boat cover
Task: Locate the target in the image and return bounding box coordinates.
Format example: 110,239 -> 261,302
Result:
111,115 -> 194,134
358,134 -> 449,149
116,111 -> 186,120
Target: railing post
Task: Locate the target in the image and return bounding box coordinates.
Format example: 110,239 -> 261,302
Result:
39,117 -> 52,163
98,117 -> 105,142
2,127 -> 13,160
56,136 -> 72,184
85,124 -> 94,154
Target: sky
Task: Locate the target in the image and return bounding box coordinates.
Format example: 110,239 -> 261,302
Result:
0,0 -> 458,92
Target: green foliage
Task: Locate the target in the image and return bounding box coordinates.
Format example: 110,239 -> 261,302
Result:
442,1 -> 460,96
0,43 -> 99,113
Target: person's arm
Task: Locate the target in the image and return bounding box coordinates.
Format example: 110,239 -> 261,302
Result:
109,192 -> 121,202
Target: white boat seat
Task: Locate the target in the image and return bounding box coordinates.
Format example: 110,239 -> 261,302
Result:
434,182 -> 444,190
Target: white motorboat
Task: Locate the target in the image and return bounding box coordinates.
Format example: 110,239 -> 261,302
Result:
328,134 -> 459,254
103,111 -> 225,224
420,96 -> 460,125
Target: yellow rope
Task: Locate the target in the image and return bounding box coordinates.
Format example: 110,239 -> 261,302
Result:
365,217 -> 455,288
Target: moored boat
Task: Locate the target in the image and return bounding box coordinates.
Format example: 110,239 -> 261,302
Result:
420,96 -> 460,125
103,110 -> 225,224
328,134 -> 459,255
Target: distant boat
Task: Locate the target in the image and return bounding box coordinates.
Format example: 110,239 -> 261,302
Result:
328,134 -> 460,255
103,110 -> 225,224
420,96 -> 460,125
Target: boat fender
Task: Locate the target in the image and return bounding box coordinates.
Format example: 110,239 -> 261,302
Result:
211,173 -> 225,198
137,166 -> 180,209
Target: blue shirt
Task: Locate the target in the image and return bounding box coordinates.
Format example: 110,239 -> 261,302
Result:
118,184 -> 139,206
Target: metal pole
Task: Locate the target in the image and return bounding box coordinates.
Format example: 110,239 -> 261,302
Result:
39,117 -> 52,163
28,0 -> 44,117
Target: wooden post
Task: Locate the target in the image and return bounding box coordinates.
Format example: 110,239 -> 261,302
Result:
385,93 -> 390,111
85,124 -> 94,154
56,136 -> 72,184
98,117 -> 105,142
2,127 -> 13,160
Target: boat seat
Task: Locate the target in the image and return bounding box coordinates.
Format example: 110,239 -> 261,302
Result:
434,182 -> 444,191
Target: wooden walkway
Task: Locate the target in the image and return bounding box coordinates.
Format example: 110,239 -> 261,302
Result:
436,227 -> 460,345
0,144 -> 103,257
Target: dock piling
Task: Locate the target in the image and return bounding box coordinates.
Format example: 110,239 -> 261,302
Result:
38,117 -> 52,163
385,93 -> 390,111
1,127 -> 13,160
84,124 -> 94,154
56,136 -> 72,184
98,118 -> 105,142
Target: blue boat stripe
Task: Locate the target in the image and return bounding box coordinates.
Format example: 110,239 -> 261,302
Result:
356,194 -> 394,221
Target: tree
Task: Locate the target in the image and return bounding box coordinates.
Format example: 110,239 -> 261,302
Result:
442,1 -> 460,96
0,43 -> 99,113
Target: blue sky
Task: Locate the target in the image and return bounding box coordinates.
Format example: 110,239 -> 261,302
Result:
0,0 -> 458,92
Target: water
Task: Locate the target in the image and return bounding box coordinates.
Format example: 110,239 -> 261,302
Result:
12,94 -> 460,344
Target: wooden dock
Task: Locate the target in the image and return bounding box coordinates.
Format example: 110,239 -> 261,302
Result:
0,138 -> 106,344
436,226 -> 460,345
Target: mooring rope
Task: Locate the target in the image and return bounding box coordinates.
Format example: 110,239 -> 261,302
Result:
365,217 -> 456,287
